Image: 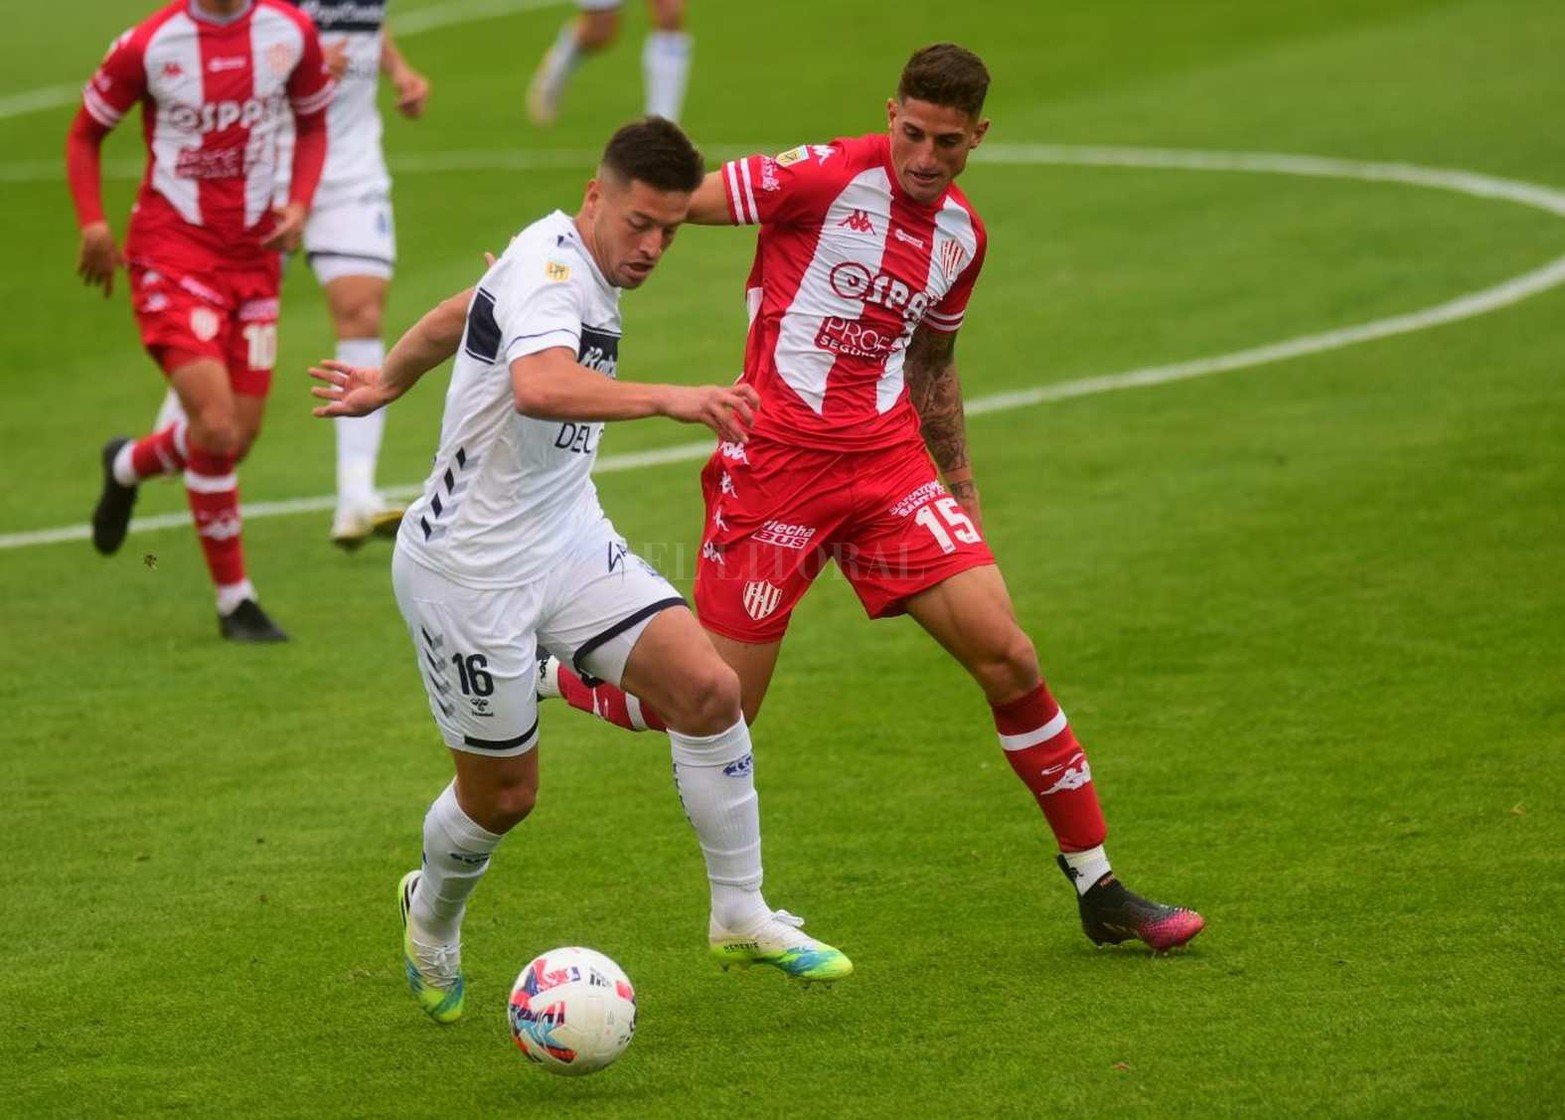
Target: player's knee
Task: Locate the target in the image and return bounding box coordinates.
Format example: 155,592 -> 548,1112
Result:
334,303 -> 382,340
577,12 -> 618,49
192,412 -> 242,457
649,0 -> 683,31
670,661 -> 742,734
974,631 -> 1039,699
486,780 -> 538,832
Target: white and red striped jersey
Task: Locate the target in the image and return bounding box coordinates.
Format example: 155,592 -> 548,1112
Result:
80,0 -> 334,266
720,133 -> 987,452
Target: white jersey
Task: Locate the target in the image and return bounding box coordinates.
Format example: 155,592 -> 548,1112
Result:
275,0 -> 390,205
398,210 -> 623,588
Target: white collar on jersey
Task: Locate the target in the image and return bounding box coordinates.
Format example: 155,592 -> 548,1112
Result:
187,0 -> 255,25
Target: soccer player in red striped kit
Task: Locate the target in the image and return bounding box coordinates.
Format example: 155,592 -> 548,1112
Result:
536,45 -> 1204,951
68,0 -> 334,641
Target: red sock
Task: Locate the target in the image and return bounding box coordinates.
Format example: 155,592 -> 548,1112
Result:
184,446 -> 247,591
556,664 -> 666,732
993,682 -> 1107,852
128,422 -> 188,481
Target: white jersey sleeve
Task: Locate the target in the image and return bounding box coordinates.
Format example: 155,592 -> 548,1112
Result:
497,249 -> 588,364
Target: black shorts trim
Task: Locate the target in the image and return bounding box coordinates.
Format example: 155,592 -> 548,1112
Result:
462,715 -> 540,753
572,596 -> 687,677
306,250 -> 395,267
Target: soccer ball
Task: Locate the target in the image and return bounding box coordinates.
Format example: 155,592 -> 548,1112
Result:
508,947 -> 637,1076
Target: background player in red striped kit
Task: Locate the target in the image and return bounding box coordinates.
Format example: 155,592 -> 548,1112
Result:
540,45 -> 1205,951
67,0 -> 334,641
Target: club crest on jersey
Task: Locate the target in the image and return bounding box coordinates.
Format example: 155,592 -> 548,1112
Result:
189,307 -> 221,342
266,42 -> 296,78
545,261 -> 571,283
742,580 -> 783,621
938,237 -> 968,276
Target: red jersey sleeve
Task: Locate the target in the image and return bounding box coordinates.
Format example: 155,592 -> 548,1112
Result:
923,219 -> 987,334
283,17 -> 334,208
81,28 -> 147,130
719,142 -> 854,226
286,20 -> 336,118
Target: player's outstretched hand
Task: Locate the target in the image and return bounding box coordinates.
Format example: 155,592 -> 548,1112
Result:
392,66 -> 431,119
311,359 -> 395,417
77,221 -> 124,298
262,201 -> 308,253
659,384 -> 760,443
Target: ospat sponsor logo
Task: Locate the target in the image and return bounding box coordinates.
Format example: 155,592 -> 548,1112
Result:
827,261 -> 933,323
167,94 -> 283,135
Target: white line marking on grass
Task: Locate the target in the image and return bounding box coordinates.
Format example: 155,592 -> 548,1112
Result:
4,145 -> 1564,551
0,0 -> 566,122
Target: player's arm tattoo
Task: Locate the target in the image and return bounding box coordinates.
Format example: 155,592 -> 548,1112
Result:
905,327 -> 977,506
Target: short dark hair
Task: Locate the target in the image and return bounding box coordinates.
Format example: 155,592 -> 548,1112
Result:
897,43 -> 990,118
600,117 -> 705,193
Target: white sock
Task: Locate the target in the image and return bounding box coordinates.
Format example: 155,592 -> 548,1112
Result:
642,30 -> 692,121
411,782 -> 504,943
669,718 -> 769,933
112,442 -> 138,487
1062,844 -> 1112,896
215,578 -> 257,615
333,338 -> 386,508
537,23 -> 584,102
154,387 -> 185,431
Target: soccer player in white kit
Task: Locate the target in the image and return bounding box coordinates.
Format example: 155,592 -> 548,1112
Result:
309,119 -> 850,1022
289,0 -> 430,546
526,0 -> 691,125
152,0 -> 431,546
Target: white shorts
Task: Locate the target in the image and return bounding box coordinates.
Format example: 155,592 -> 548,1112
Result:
391,521 -> 685,756
302,190 -> 396,284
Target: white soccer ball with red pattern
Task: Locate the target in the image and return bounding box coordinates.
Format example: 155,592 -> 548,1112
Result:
508,947 -> 636,1075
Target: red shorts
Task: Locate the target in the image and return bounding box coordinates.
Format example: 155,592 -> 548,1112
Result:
129,258 -> 280,397
694,437 -> 996,643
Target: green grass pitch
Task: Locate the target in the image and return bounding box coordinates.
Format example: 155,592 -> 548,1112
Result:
1,0 -> 1562,1115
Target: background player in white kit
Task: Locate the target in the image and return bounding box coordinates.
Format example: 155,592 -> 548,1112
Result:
310,119 -> 850,1022
155,0 -> 432,545
527,0 -> 691,125
289,0 -> 430,546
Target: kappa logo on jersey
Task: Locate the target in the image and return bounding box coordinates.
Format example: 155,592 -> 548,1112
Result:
938,237 -> 969,276
753,521 -> 815,550
742,580 -> 783,621
545,261 -> 571,283
758,158 -> 781,192
718,440 -> 749,464
837,209 -> 875,235
701,541 -> 725,565
266,41 -> 297,78
160,61 -> 185,80
189,307 -> 221,342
